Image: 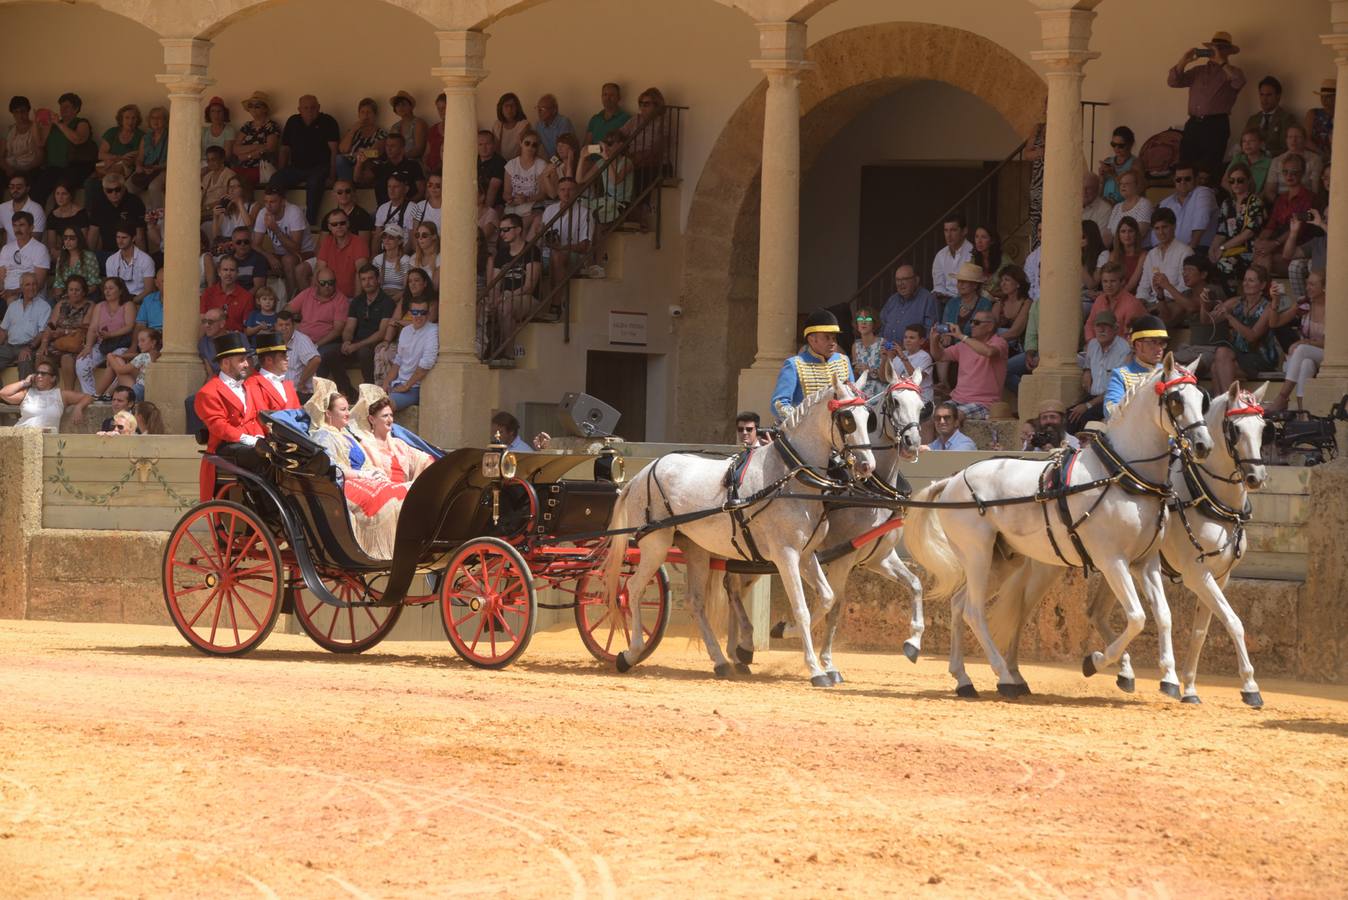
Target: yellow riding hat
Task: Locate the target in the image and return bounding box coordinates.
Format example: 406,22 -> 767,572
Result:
212,332 -> 249,360
254,332 -> 287,355
1129,314 -> 1169,343
803,309 -> 841,337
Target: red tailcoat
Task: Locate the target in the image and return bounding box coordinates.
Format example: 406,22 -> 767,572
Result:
244,372 -> 301,415
195,375 -> 266,500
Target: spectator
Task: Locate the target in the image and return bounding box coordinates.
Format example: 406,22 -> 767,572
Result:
849,306 -> 885,400
486,214 -> 540,351
201,96 -> 235,163
135,268 -> 165,332
1136,208 -> 1192,305
925,401 -> 977,450
1252,154 -> 1315,275
211,175 -> 260,239
372,225 -> 413,296
75,276 -> 136,397
408,221 -> 440,290
225,225 -> 270,291
44,182 -> 93,254
273,95 -> 340,226
1268,269 -> 1326,412
1024,227 -> 1042,300
1223,128 -> 1272,194
424,93 -> 446,175
490,410 -> 551,452
101,326 -> 160,401
50,225 -> 100,302
1067,310 -> 1131,426
276,309 -> 320,398
0,211 -> 50,300
316,208 -> 369,299
1098,126 -> 1137,205
1283,202 -> 1328,301
504,130 -> 551,240
493,92 -> 530,161
87,103 -> 144,207
327,263 -> 396,397
578,131 -> 633,229
382,268 -> 438,377
1085,262 -> 1148,341
0,272 -> 51,377
35,92 -> 95,205
532,94 -> 575,158
879,263 -> 939,344
545,133 -> 582,193
1210,162 -> 1265,291
1167,32 -> 1246,182
200,146 -> 236,220
288,265 -> 350,355
942,261 -> 993,330
1082,172 -> 1113,239
200,256 -> 255,332
99,385 -> 136,431
389,91 -> 427,162
1082,220 -> 1108,299
1156,253 -> 1223,331
1307,79 -> 1335,157
195,308 -> 230,383
336,97 -> 386,185
1264,125 -> 1324,201
1246,76 -> 1299,157
0,172 -> 46,245
619,87 -> 670,220
542,177 -> 593,292
477,130 -> 506,215
1105,169 -> 1153,248
585,82 -> 631,151
4,97 -> 43,184
890,324 -> 935,404
104,223 -> 155,302
328,179 -> 374,238
1106,215 -> 1147,294
252,183 -> 316,297
372,172 -> 420,251
1023,400 -> 1080,450
0,361 -> 90,431
416,173 -> 443,235
734,411 -> 765,446
129,105 -> 168,210
931,214 -> 973,301
992,265 -> 1031,355
380,296 -> 437,411
89,173 -> 146,252
233,91 -> 280,190
38,274 -> 93,387
1162,162 -> 1217,252
135,400 -> 165,435
243,284 -> 280,341
1025,110 -> 1046,246
1210,265 -> 1280,392
970,225 -> 1002,284
929,309 -> 1007,420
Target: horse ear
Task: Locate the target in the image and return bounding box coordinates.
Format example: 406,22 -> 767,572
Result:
855,370 -> 869,391
1254,381 -> 1270,401
1227,380 -> 1241,402
909,365 -> 923,387
831,370 -> 842,392
1163,351 -> 1175,374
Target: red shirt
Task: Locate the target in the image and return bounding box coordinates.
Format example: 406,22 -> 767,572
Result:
316,233 -> 370,298
1265,189 -> 1315,239
199,283 -> 256,333
1084,291 -> 1148,343
288,287 -> 351,345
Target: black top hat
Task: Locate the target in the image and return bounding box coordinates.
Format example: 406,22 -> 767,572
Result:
1128,314 -> 1169,342
803,308 -> 841,337
212,332 -> 249,360
254,332 -> 287,355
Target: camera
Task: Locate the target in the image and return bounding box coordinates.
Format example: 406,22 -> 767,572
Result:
1298,210 -> 1316,222
1194,47 -> 1214,58
1028,423 -> 1065,450
669,305 -> 683,318
933,323 -> 952,335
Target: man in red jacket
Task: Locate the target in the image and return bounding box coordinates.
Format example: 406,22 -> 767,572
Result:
244,331 -> 301,413
194,332 -> 265,500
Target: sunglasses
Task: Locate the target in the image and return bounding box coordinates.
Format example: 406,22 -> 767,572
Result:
934,414 -> 955,421
1228,177 -> 1247,185
500,225 -> 518,232
329,219 -> 349,226
104,187 -> 124,194
522,140 -> 539,147
1110,141 -> 1127,149
1174,175 -> 1194,183
62,234 -> 77,240
408,308 -> 429,317
334,188 -> 352,195
317,279 -> 336,287
736,425 -> 756,433
855,316 -> 874,323
35,370 -> 55,377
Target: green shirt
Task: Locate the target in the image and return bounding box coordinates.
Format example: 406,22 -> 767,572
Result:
1227,153 -> 1272,194
46,116 -> 93,168
586,109 -> 631,144
102,126 -> 144,158
1024,299 -> 1040,353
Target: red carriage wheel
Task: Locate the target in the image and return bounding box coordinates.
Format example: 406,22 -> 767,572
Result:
163,500 -> 283,656
573,565 -> 671,664
440,537 -> 537,669
292,571 -> 403,654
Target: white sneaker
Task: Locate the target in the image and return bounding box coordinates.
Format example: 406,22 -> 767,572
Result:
586,264 -> 606,278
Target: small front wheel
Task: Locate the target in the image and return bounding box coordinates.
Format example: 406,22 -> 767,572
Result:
292,570 -> 403,654
440,537 -> 537,669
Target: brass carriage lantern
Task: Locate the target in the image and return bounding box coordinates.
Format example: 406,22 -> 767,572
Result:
595,442 -> 625,484
481,430 -> 518,481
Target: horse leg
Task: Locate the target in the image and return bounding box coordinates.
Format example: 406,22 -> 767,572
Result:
1135,558 -> 1181,699
725,573 -> 757,674
948,588 -> 977,697
683,545 -> 733,678
994,559 -> 1034,694
1180,602 -> 1214,704
780,547 -> 832,686
1086,559 -> 1149,681
1188,570 -> 1262,707
957,558 -> 1025,699
615,532 -> 672,672
871,548 -> 925,663
1086,578 -> 1136,693
818,555 -> 855,685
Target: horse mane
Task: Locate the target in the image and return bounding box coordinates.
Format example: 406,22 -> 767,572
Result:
780,382 -> 839,431
1113,363 -> 1194,417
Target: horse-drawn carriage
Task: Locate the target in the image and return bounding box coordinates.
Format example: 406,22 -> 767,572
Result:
162,410 -> 670,668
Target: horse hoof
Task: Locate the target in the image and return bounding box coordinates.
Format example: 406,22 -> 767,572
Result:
733,663 -> 752,676
827,670 -> 845,685
714,662 -> 732,679
1241,690 -> 1265,709
1082,655 -> 1098,678
902,642 -> 919,663
1116,675 -> 1136,693
996,682 -> 1025,699
769,620 -> 787,639
1159,681 -> 1181,700
614,652 -> 632,674
1181,694 -> 1202,705
735,646 -> 754,665
955,683 -> 979,699
810,674 -> 834,688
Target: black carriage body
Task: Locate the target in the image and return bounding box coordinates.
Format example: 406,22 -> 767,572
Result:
535,482 -> 619,538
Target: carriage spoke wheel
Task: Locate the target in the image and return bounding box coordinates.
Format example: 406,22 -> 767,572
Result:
163,500 -> 282,656
440,537 -> 536,669
573,566 -> 671,664
292,570 -> 402,654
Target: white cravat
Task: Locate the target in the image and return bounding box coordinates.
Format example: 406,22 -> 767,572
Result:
263,368 -> 289,397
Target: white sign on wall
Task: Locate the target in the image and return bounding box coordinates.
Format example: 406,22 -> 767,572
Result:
609,310 -> 648,347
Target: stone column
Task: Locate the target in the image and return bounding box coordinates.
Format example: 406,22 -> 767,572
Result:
1016,5 -> 1100,421
1305,1 -> 1348,430
145,39 -> 211,433
422,30 -> 497,449
735,22 -> 813,417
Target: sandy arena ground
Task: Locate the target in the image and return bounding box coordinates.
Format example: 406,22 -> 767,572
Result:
1,619 -> 1346,898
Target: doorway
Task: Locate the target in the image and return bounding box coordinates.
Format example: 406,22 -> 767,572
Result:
585,351 -> 647,441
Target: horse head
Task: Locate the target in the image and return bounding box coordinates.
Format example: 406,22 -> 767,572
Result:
1155,352 -> 1214,460
877,364 -> 927,462
1214,381 -> 1269,490
826,372 -> 876,479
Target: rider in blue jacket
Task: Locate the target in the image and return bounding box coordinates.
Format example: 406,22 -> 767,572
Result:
1104,314 -> 1170,418
770,309 -> 855,423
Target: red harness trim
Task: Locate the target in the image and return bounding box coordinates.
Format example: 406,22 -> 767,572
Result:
1154,371 -> 1198,395
887,380 -> 921,395
827,395 -> 868,412
849,518 -> 905,548
1227,397 -> 1265,418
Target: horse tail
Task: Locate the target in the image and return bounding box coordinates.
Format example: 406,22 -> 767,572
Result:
986,567 -> 1028,656
904,478 -> 965,603
600,486 -> 632,620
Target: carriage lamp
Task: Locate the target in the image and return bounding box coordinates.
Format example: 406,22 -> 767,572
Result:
595,446 -> 625,483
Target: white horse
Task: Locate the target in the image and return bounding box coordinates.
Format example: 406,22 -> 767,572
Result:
985,382 -> 1270,706
904,354 -> 1214,698
599,374 -> 877,685
721,366 -> 930,684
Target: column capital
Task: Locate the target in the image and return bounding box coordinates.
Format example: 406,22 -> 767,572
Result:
750,21 -> 814,75
157,37 -> 212,96
1030,7 -> 1099,70
1321,32 -> 1348,63
432,29 -> 489,88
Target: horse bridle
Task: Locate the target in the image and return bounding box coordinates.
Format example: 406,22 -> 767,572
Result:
1208,396 -> 1266,484
1156,370 -> 1210,453
853,379 -> 926,452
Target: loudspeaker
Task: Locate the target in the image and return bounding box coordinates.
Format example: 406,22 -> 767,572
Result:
558,392 -> 621,437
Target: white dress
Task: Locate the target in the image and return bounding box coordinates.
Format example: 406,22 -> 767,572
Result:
15,387 -> 64,431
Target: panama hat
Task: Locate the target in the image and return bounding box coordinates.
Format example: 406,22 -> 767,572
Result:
1203,31 -> 1240,54
955,261 -> 986,283
389,90 -> 417,110
1317,78 -> 1337,95
242,91 -> 272,112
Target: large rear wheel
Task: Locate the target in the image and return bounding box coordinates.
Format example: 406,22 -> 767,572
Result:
163,501 -> 283,656
573,565 -> 671,664
292,571 -> 403,653
440,537 -> 537,669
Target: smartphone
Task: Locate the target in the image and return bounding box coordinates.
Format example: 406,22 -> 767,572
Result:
583,144 -> 602,157
35,108 -> 52,126
1194,47 -> 1214,58
933,323 -> 952,335
550,155 -> 562,167
1298,210 -> 1316,222
990,425 -> 1001,446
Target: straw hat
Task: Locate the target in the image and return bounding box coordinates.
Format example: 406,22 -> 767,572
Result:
955,261 -> 986,283
389,90 -> 416,110
1317,78 -> 1337,96
1037,398 -> 1067,417
242,90 -> 272,112
1203,31 -> 1239,54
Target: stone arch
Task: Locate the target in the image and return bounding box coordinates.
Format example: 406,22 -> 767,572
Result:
463,0 -> 840,31
674,20 -> 1047,440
